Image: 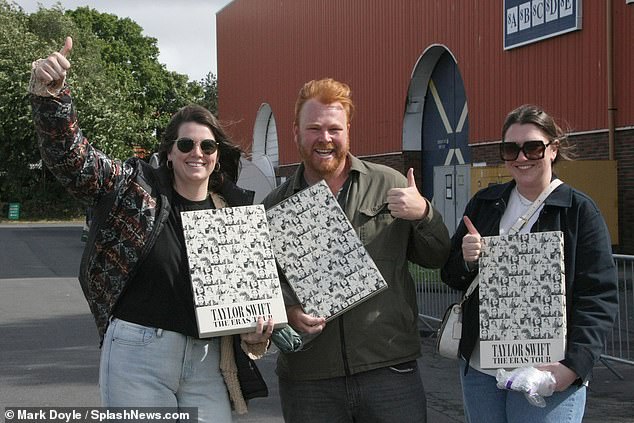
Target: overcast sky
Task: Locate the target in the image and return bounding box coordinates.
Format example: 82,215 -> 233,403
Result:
19,0 -> 233,82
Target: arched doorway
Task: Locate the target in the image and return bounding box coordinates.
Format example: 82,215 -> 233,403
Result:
238,103 -> 280,201
403,46 -> 470,234
252,103 -> 280,168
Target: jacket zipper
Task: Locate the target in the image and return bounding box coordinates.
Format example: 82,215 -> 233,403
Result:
339,316 -> 351,375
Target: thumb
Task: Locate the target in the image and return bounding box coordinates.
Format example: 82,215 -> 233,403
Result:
406,167 -> 417,188
463,216 -> 479,235
60,36 -> 73,57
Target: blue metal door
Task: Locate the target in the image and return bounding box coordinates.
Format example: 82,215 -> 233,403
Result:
421,52 -> 470,200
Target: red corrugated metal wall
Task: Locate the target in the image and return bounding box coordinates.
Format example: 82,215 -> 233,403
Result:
217,0 -> 634,164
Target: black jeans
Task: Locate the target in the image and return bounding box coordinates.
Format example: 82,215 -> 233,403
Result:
279,361 -> 427,423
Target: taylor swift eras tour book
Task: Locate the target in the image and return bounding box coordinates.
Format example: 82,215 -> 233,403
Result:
266,180 -> 388,321
181,205 -> 287,337
478,231 -> 566,368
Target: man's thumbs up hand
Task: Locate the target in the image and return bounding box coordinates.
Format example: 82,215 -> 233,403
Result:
386,168 -> 429,220
406,166 -> 417,189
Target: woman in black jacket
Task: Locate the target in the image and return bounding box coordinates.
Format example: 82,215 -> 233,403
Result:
441,104 -> 618,423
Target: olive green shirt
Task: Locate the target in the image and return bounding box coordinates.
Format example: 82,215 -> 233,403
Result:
263,155 -> 451,380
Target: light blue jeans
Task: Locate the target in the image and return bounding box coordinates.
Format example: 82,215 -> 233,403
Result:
459,361 -> 586,423
99,318 -> 231,423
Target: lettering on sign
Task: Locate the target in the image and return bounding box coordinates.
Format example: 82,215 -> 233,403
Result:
504,0 -> 581,50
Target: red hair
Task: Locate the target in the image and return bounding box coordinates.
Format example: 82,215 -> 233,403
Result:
294,78 -> 355,126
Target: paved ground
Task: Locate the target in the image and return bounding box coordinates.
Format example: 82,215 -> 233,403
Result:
1,224 -> 633,422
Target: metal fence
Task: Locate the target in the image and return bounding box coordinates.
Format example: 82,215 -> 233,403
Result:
413,255 -> 634,369
411,265 -> 460,333
603,254 -> 634,371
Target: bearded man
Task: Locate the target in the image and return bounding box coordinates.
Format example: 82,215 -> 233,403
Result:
262,78 -> 450,423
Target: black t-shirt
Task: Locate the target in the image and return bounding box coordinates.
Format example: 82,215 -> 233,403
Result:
113,190 -> 214,337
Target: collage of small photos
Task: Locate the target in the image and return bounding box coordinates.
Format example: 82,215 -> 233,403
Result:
479,231 -> 567,342
181,205 -> 281,307
266,180 -> 388,320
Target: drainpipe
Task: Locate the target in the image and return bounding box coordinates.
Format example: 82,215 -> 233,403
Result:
607,0 -> 615,160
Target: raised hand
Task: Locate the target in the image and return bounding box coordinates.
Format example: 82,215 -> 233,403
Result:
386,168 -> 428,220
32,36 -> 73,94
462,215 -> 482,263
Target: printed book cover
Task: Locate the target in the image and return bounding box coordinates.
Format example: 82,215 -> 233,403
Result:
181,205 -> 287,337
266,180 -> 388,321
478,231 -> 566,369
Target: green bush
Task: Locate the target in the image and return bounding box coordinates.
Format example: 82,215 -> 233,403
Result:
0,186 -> 84,221
20,190 -> 84,220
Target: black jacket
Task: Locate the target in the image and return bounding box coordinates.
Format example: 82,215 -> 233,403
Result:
441,180 -> 618,382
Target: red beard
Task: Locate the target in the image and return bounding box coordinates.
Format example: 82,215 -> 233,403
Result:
298,140 -> 349,179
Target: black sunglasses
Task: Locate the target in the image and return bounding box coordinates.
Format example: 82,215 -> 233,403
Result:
500,140 -> 552,161
175,137 -> 218,155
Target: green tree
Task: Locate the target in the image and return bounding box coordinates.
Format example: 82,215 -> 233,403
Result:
0,1 -> 216,219
65,6 -> 198,155
197,71 -> 218,115
0,1 -> 61,212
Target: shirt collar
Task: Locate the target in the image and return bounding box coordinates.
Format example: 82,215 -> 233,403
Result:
479,178 -> 572,208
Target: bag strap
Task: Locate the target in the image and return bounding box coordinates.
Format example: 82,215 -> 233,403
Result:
461,179 -> 563,301
463,274 -> 480,300
508,179 -> 563,235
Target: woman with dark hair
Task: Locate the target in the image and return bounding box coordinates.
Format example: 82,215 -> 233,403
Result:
30,37 -> 273,422
157,105 -> 244,194
441,104 -> 618,422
